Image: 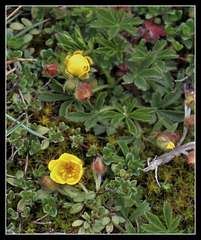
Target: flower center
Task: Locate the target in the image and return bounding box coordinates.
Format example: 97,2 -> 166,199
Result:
59,163 -> 80,180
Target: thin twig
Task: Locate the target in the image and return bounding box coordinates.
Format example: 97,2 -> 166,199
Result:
6,67 -> 17,76
24,151 -> 29,180
6,113 -> 25,131
33,78 -> 52,97
6,6 -> 22,21
7,58 -> 37,65
18,87 -> 29,125
174,76 -> 189,82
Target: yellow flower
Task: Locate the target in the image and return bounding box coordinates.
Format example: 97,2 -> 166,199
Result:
166,141 -> 175,150
48,153 -> 84,185
64,50 -> 93,80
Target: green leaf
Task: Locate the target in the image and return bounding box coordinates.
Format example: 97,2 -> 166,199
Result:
74,25 -> 87,49
156,49 -> 178,60
14,18 -> 49,38
102,111 -> 119,120
129,109 -> 153,121
96,92 -> 107,112
84,114 -> 99,131
170,215 -> 182,232
145,212 -> 167,232
163,72 -> 174,89
123,73 -> 134,84
142,224 -> 163,233
126,117 -> 138,136
6,114 -> 47,139
38,92 -> 71,101
140,68 -> 161,79
152,118 -> 164,132
164,123 -> 178,133
129,200 -> 150,221
125,222 -> 136,233
150,91 -> 162,107
49,79 -> 64,93
112,113 -> 125,127
6,114 -> 31,137
68,112 -> 95,122
118,141 -> 129,157
126,99 -> 137,114
157,110 -> 184,123
59,100 -> 74,117
72,220 -> 84,227
10,22 -> 25,30
160,90 -> 183,108
163,202 -> 172,230
138,52 -> 157,73
134,77 -> 147,91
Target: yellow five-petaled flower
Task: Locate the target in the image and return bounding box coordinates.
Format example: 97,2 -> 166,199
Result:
48,153 -> 84,185
64,50 -> 93,80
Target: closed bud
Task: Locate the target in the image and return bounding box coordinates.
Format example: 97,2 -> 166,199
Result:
44,64 -> 59,77
75,83 -> 92,101
150,130 -> 161,141
89,78 -> 99,88
187,150 -> 195,165
156,134 -> 175,150
184,115 -> 195,131
65,79 -> 78,92
42,175 -> 59,191
92,157 -> 107,175
186,91 -> 195,111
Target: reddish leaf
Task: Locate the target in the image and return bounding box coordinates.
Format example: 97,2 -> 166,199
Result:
142,18 -> 166,44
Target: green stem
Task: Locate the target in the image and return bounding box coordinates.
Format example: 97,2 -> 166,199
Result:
94,57 -> 115,85
92,169 -> 100,191
78,182 -> 88,193
92,84 -> 113,93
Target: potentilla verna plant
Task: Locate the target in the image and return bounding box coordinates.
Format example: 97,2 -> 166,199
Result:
6,6 -> 195,234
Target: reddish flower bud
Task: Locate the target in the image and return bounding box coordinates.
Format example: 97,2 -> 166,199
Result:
165,132 -> 180,144
150,130 -> 161,141
156,134 -> 175,150
187,150 -> 195,165
44,64 -> 59,77
92,157 -> 107,175
186,91 -> 195,111
75,83 -> 92,101
184,115 -> 195,130
42,175 -> 59,191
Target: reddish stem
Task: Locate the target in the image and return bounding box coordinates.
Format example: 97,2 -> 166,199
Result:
63,136 -> 102,157
177,56 -> 189,63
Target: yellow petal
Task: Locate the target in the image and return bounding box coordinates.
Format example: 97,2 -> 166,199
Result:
58,153 -> 83,165
166,141 -> 175,150
73,50 -> 84,55
78,72 -> 89,80
85,56 -> 93,65
48,159 -> 60,171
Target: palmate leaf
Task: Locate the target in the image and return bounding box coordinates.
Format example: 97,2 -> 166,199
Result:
92,8 -> 142,38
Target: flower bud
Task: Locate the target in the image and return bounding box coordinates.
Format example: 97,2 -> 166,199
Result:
42,175 -> 59,191
150,130 -> 161,141
75,83 -> 92,101
92,157 -> 107,175
184,115 -> 195,131
89,78 -> 98,88
187,150 -> 195,165
44,64 -> 59,77
186,91 -> 195,111
156,134 -> 175,150
65,79 -> 78,92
